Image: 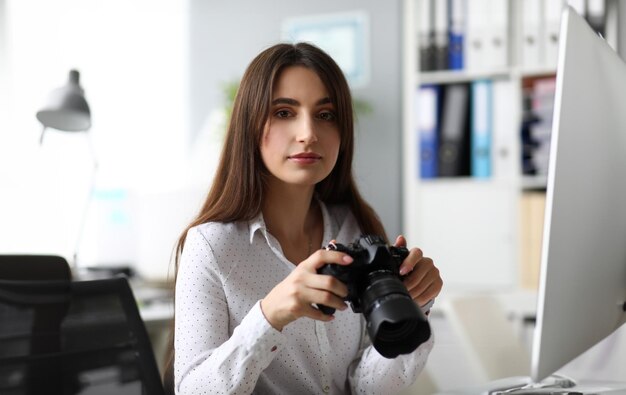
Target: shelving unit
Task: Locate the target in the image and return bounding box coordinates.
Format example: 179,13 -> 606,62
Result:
402,0 -> 556,290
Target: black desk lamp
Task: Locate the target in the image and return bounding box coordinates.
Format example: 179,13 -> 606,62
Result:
36,70 -> 97,268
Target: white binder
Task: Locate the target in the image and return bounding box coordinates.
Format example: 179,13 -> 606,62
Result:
464,0 -> 489,70
544,0 -> 564,68
486,0 -> 509,69
521,0 -> 543,69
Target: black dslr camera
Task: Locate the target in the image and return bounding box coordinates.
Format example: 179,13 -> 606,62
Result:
317,235 -> 431,358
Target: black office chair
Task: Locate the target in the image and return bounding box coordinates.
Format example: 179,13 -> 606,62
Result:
163,333 -> 175,395
0,254 -> 73,394
0,274 -> 165,394
0,254 -> 71,281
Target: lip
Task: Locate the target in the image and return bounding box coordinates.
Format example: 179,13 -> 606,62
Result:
288,152 -> 322,159
288,152 -> 322,164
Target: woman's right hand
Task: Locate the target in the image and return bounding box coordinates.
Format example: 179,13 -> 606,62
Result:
261,249 -> 353,331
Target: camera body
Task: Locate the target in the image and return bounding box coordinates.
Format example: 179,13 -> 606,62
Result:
317,235 -> 431,358
318,235 -> 409,314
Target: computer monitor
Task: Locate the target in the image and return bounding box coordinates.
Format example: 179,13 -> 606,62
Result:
531,5 -> 626,383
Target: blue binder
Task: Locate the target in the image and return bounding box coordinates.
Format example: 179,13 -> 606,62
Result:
470,79 -> 492,178
417,85 -> 440,179
448,0 -> 465,70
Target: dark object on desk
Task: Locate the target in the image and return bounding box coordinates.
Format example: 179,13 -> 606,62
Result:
0,276 -> 165,395
78,265 -> 136,280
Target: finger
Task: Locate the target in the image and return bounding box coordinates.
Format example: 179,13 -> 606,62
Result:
409,280 -> 442,306
399,247 -> 424,276
303,304 -> 336,322
301,249 -> 353,271
309,274 -> 349,298
403,258 -> 435,290
405,265 -> 441,298
394,235 -> 407,248
304,288 -> 348,312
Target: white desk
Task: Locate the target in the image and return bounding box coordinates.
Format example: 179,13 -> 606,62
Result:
132,282 -> 174,374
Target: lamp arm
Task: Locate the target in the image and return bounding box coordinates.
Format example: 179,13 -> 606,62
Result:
72,130 -> 99,269
40,125 -> 47,145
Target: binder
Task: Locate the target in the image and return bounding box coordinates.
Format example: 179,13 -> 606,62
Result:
418,0 -> 436,71
417,85 -> 440,179
433,0 -> 449,70
529,78 -> 556,176
492,81 -> 516,180
438,83 -> 470,177
544,0 -> 564,68
521,0 -> 543,69
470,80 -> 492,178
486,0 -> 509,69
448,0 -> 465,70
519,191 -> 546,289
464,0 -> 489,70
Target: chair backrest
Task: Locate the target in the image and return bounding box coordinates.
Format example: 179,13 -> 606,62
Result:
163,332 -> 175,395
0,255 -> 71,281
0,276 -> 165,395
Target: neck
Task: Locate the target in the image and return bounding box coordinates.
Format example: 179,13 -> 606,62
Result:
263,182 -> 315,238
262,181 -> 321,264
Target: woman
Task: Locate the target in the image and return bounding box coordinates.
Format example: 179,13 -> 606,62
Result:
172,42 -> 442,394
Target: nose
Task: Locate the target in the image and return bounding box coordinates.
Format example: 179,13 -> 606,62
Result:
297,115 -> 318,144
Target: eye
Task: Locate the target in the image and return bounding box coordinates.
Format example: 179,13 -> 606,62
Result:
275,109 -> 293,118
317,110 -> 336,121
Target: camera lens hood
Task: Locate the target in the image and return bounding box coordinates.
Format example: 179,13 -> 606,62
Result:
366,295 -> 431,358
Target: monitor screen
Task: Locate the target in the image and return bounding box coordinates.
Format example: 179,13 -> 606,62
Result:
531,5 -> 626,382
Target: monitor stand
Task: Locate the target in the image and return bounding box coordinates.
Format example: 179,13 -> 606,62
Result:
484,375 -> 626,395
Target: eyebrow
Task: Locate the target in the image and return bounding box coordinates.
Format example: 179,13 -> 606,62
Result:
271,97 -> 333,106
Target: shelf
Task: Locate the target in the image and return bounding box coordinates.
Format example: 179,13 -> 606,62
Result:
518,67 -> 557,78
418,68 -> 513,85
521,175 -> 548,191
418,177 -> 513,189
417,67 -> 556,86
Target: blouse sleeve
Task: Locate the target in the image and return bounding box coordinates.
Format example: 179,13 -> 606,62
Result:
174,227 -> 287,394
347,323 -> 434,395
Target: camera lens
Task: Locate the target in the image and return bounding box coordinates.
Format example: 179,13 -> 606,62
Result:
377,310 -> 419,341
361,272 -> 431,358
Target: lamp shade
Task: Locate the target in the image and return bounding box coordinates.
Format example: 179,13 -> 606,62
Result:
36,70 -> 91,132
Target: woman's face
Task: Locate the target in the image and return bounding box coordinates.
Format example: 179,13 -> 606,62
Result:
260,65 -> 341,189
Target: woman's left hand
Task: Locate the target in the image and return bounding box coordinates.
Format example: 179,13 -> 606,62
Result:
394,235 -> 442,307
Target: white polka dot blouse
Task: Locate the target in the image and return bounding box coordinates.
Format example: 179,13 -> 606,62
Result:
174,201 -> 434,395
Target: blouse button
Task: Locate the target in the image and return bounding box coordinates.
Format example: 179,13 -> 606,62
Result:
323,385 -> 330,393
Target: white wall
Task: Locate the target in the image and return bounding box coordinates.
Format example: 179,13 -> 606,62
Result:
188,0 -> 405,238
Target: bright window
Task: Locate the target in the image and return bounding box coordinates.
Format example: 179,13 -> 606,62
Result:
0,0 -> 194,279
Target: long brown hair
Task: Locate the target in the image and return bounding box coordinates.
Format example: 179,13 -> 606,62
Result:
163,42 -> 385,389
